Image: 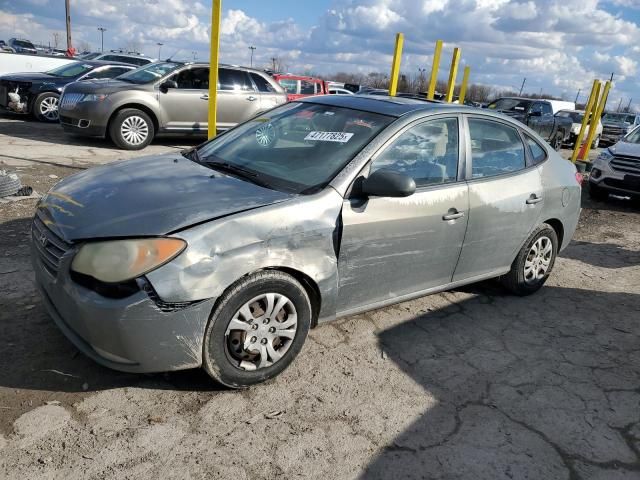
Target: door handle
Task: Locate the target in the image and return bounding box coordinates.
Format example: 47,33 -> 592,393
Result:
200,95 -> 209,100
526,194 -> 543,205
246,96 -> 257,101
443,209 -> 465,221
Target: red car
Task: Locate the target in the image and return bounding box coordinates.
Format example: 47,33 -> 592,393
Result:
272,74 -> 328,101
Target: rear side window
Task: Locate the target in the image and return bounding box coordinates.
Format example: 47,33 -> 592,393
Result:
278,79 -> 298,94
468,118 -> 526,178
219,68 -> 253,91
525,134 -> 547,165
300,80 -> 315,95
250,73 -> 276,92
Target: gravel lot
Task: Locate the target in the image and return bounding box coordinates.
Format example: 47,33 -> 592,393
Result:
0,115 -> 638,479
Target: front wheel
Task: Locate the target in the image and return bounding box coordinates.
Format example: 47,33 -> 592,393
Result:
551,131 -> 563,151
202,271 -> 312,388
33,92 -> 60,122
109,108 -> 155,150
501,224 -> 558,296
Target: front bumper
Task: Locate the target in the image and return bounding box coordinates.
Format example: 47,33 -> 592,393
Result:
31,225 -> 216,373
59,100 -> 109,138
590,159 -> 640,197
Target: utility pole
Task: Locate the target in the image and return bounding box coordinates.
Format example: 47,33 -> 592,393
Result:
192,51 -> 197,60
65,0 -> 72,51
271,57 -> 277,71
97,27 -> 106,52
627,98 -> 633,112
248,45 -> 256,67
617,97 -> 623,112
518,77 -> 526,96
157,42 -> 163,59
574,89 -> 581,103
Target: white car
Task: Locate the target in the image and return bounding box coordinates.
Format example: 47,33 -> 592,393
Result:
556,110 -> 603,148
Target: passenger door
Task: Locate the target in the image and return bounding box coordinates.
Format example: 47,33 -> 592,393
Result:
159,66 -> 209,132
452,116 -> 543,282
526,102 -> 550,139
216,68 -> 261,130
337,117 -> 469,313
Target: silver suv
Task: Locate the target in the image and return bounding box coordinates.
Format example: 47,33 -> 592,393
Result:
58,62 -> 287,150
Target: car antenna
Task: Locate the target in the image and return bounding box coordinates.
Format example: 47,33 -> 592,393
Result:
166,49 -> 181,62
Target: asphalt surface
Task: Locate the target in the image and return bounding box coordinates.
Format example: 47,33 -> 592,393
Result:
0,115 -> 638,479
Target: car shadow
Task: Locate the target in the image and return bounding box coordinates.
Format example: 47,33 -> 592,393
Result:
560,240 -> 640,269
363,285 -> 640,479
0,112 -> 203,150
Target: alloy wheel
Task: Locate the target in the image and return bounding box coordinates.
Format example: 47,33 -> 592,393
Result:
255,123 -> 276,147
39,96 -> 59,121
524,236 -> 553,284
225,292 -> 298,370
120,115 -> 149,146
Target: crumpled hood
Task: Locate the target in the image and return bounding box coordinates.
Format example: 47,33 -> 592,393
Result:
608,141 -> 640,158
37,154 -> 294,242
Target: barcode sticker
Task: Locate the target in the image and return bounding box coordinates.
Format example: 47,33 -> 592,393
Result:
304,131 -> 354,143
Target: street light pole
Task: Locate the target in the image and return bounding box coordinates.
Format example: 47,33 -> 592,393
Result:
65,0 -> 72,51
157,42 -> 163,60
248,46 -> 256,67
97,27 -> 106,52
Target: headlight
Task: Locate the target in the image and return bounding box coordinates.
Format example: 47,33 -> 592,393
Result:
597,149 -> 614,162
71,238 -> 186,283
80,93 -> 109,103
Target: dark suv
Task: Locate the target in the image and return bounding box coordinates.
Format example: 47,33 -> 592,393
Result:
8,38 -> 37,55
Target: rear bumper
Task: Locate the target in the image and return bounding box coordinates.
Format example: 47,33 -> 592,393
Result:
30,226 -> 216,373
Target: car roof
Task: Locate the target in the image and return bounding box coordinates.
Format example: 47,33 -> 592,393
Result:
300,94 -> 467,117
75,60 -> 135,68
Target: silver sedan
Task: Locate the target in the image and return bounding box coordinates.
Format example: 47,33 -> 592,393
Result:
31,95 -> 582,387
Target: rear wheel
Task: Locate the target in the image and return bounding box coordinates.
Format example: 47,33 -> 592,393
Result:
33,92 -> 59,122
109,108 -> 155,150
551,131 -> 563,151
202,271 -> 312,388
501,224 -> 558,296
588,182 -> 608,201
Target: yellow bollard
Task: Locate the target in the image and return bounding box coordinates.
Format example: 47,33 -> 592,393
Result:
581,81 -> 611,162
445,47 -> 461,103
207,0 -> 222,139
571,79 -> 600,162
427,40 -> 443,100
458,66 -> 470,105
388,33 -> 404,97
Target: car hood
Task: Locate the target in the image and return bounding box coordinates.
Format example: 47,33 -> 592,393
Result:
0,72 -> 59,83
62,78 -> 145,94
609,141 -> 640,158
37,154 -> 295,242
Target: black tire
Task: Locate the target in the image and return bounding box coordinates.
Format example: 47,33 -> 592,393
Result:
33,92 -> 60,122
588,182 -> 608,201
551,131 -> 563,151
108,108 -> 155,150
501,224 -> 558,296
202,271 -> 312,388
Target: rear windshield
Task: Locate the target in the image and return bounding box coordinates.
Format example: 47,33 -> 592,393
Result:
488,98 -> 532,112
116,62 -> 181,84
13,40 -> 35,49
45,62 -> 95,77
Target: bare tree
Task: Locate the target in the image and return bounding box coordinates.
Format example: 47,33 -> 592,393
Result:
77,40 -> 91,53
267,57 -> 288,73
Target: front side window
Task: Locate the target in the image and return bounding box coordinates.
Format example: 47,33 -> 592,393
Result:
541,103 -> 553,115
196,103 -> 394,194
530,103 -> 543,115
219,68 -> 253,91
468,118 -> 526,178
488,98 -> 531,112
117,62 -> 182,84
170,67 -> 209,89
371,118 -> 459,186
250,73 -> 276,92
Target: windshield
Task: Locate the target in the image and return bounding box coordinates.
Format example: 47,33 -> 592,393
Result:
197,102 -> 394,194
45,62 -> 95,77
602,113 -> 636,124
488,98 -> 532,112
623,127 -> 640,143
116,62 -> 181,84
556,111 -> 583,122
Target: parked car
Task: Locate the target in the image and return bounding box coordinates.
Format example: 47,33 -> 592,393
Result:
32,95 -> 581,387
8,38 -> 37,55
541,100 -> 575,114
556,109 -> 603,148
487,97 -> 572,150
600,112 -> 640,146
58,62 -> 287,149
0,61 -> 135,122
272,74 -> 328,100
589,125 -> 640,201
329,87 -> 354,95
77,50 -> 155,66
0,40 -> 15,53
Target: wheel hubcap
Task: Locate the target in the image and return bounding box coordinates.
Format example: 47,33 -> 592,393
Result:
255,123 -> 276,147
524,236 -> 553,284
225,293 -> 298,370
40,97 -> 59,120
121,116 -> 149,145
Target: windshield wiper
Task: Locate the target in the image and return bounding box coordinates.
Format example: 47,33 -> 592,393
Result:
181,146 -> 202,164
206,161 -> 258,178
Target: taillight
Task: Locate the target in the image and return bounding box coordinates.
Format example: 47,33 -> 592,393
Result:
575,172 -> 584,186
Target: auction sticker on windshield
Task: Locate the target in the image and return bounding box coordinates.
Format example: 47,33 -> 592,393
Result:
304,131 -> 354,143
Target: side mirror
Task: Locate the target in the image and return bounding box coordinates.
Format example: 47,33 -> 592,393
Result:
529,111 -> 542,117
160,80 -> 178,92
361,169 -> 416,198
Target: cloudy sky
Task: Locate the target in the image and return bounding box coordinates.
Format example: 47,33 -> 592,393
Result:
2,0 -> 640,107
